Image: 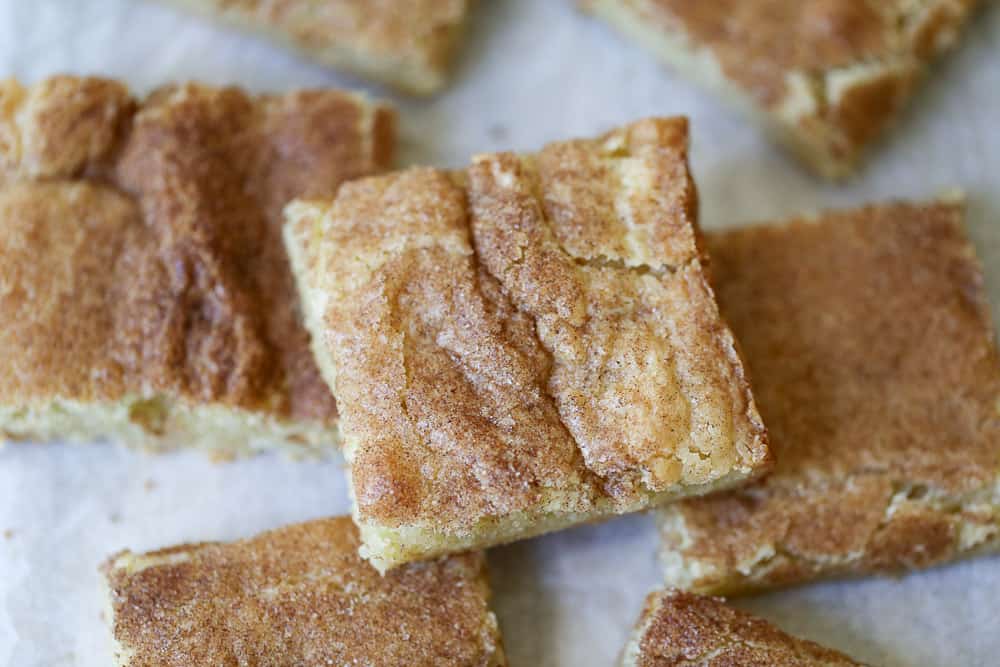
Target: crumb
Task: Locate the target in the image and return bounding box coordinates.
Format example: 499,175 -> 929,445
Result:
487,123 -> 508,142
3,529 -> 13,540
110,513 -> 122,524
144,478 -> 157,492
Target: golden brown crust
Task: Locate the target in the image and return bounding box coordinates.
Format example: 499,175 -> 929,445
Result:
158,0 -> 473,94
581,0 -> 981,178
0,76 -> 395,454
0,76 -> 135,185
658,198 -> 1000,594
0,181 -> 143,402
103,517 -> 506,666
621,590 -> 864,666
288,118 -> 770,569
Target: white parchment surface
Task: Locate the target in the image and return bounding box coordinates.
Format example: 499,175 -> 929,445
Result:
1,2 -> 999,665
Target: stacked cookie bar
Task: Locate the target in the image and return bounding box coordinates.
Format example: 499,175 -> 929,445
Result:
284,117 -> 771,572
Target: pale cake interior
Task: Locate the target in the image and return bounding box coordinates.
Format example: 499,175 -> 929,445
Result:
356,470 -> 768,573
0,397 -> 337,459
103,517 -> 506,666
0,76 -> 395,457
658,198 -> 1000,595
581,0 -> 980,179
286,118 -> 770,572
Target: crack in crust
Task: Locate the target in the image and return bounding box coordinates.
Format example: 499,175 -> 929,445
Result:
0,76 -> 395,456
620,589 -> 865,666
286,117 -> 770,570
658,198 -> 1000,594
468,138 -> 765,497
580,0 -> 982,178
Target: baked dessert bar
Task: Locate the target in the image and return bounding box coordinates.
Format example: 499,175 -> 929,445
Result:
103,517 -> 506,666
580,0 -> 981,179
156,0 -> 474,95
0,75 -> 394,457
285,117 -> 771,572
658,197 -> 1000,594
620,589 -> 865,666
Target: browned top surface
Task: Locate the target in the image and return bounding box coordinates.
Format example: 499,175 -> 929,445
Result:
618,0 -> 978,107
0,75 -> 394,422
0,181 -> 147,403
629,590 -> 863,666
105,517 -> 503,666
308,118 -> 769,532
662,200 -> 1000,586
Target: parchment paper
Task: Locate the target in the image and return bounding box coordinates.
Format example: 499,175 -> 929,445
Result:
1,2 -> 999,665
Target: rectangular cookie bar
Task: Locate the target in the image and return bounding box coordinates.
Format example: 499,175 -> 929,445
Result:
157,0 -> 474,95
658,197 -> 1000,594
620,589 -> 865,666
285,117 -> 771,572
580,0 -> 981,178
0,76 -> 394,458
103,517 -> 506,666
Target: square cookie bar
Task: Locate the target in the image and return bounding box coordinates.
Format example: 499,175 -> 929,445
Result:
659,197 -> 1000,594
0,76 -> 394,457
620,589 -> 865,666
103,517 -> 505,666
286,117 -> 770,571
158,0 -> 474,94
581,0 -> 981,178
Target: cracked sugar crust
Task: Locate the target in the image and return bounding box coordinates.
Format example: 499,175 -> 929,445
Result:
103,517 -> 506,667
620,590 -> 864,666
658,199 -> 1000,595
580,0 -> 981,178
158,0 -> 473,94
290,118 -> 769,560
0,76 -> 394,440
